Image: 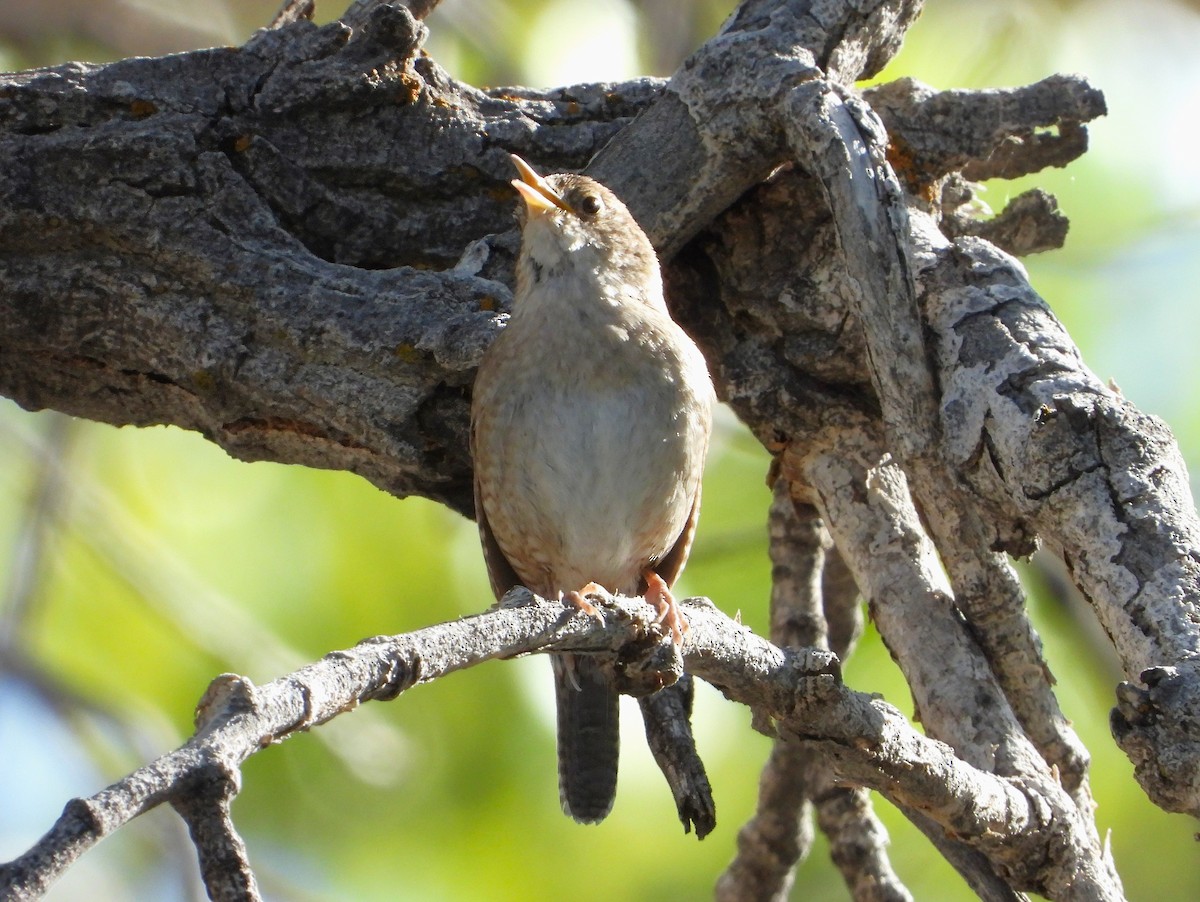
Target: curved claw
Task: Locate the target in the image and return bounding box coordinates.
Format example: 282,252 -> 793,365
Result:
643,570 -> 689,645
563,583 -> 609,625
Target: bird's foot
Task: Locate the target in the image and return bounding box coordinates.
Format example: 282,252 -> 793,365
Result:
644,570 -> 688,645
562,582 -> 609,625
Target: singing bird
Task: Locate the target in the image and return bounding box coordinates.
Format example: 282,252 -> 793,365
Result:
470,155 -> 715,823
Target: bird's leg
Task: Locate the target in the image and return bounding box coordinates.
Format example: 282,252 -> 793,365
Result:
562,582 -> 609,625
643,570 -> 689,645
556,585 -> 610,693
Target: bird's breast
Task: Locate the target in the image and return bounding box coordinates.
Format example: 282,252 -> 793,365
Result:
473,306 -> 712,597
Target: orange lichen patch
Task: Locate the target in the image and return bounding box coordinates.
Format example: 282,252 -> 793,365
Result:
394,342 -> 424,363
397,71 -> 422,104
885,136 -> 938,203
129,99 -> 158,118
885,136 -> 919,181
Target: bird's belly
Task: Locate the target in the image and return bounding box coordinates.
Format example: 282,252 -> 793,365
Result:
483,379 -> 699,596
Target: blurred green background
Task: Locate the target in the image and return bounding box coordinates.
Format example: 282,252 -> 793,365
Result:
1,1 -> 1198,899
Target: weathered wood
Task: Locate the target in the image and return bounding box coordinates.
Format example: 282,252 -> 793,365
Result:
2,1 -> 1192,899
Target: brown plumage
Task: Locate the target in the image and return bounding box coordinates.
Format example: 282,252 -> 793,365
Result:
470,155 -> 714,823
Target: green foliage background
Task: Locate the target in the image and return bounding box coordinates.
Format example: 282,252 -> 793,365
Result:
1,1 -> 1198,899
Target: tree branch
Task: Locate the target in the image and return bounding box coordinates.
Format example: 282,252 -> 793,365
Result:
0,588 -> 1130,900
718,485 -> 911,902
0,3 -> 659,516
866,74 -> 1107,186
916,224 -> 1200,815
2,0 -> 1196,896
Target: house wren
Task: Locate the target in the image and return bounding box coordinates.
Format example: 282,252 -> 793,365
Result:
471,155 -> 715,823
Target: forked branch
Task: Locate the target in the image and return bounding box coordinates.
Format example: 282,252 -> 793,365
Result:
0,590 -> 1121,901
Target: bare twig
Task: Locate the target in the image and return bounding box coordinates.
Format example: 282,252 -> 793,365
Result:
942,188 -> 1069,256
173,781 -> 262,902
817,789 -> 915,902
269,0 -> 315,29
637,675 -> 717,838
720,483 -> 911,901
820,547 -> 862,663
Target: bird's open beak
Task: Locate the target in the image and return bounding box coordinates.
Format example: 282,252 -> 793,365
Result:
510,154 -> 572,215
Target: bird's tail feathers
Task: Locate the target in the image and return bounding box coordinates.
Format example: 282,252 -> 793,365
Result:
552,653 -> 619,824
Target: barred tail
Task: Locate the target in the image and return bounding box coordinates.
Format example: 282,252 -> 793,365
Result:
552,653 -> 619,823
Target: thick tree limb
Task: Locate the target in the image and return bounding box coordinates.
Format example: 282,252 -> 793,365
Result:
1,0 -> 1196,897
911,223 -> 1200,813
784,82 -> 1100,820
0,4 -> 660,516
794,430 -> 1118,898
588,0 -> 926,257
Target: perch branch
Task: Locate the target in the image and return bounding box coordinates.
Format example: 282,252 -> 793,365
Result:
0,589 -> 1128,901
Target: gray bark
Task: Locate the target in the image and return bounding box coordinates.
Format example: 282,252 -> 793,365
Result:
2,0 -> 1196,899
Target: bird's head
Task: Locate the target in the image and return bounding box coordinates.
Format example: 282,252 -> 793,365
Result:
508,154 -> 659,303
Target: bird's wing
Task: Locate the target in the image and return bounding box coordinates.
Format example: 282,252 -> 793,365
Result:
649,485 -> 702,590
475,487 -> 524,600
471,416 -> 524,601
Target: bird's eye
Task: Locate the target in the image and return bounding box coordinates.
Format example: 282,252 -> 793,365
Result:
578,193 -> 602,217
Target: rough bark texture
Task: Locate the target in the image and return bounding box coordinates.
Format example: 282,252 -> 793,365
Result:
2,0 -> 1197,899
0,5 -> 660,516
